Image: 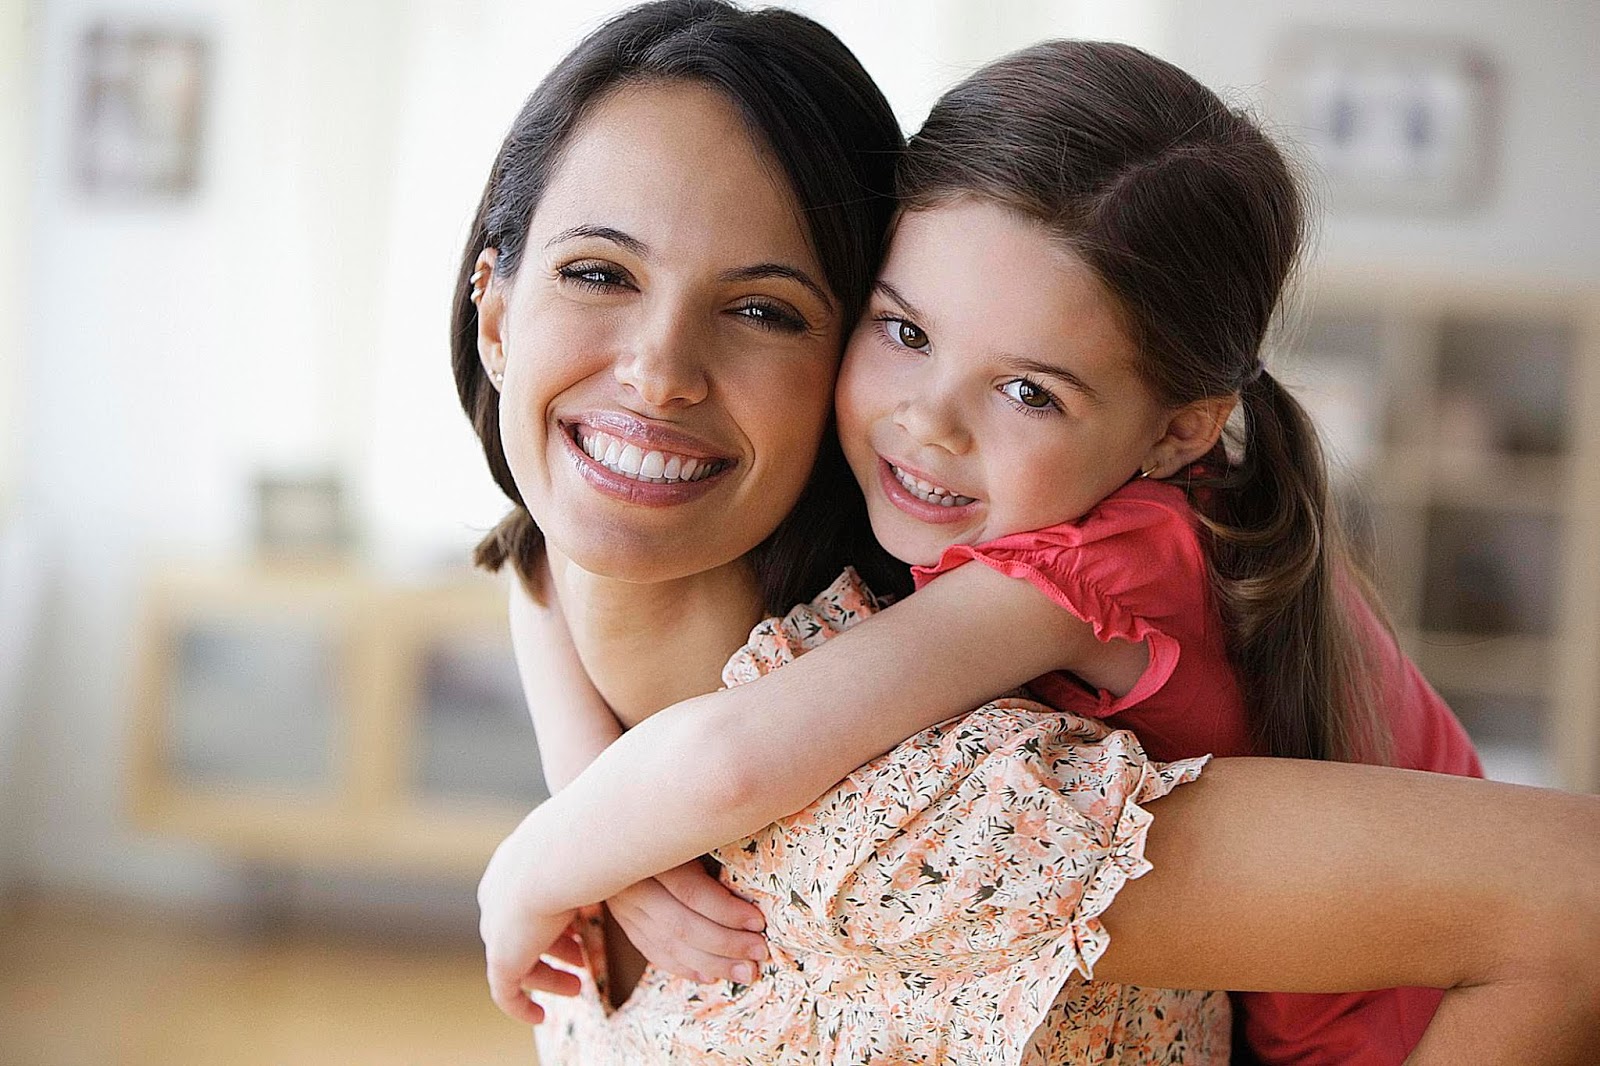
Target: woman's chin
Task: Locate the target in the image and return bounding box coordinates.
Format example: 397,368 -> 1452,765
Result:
545,526 -> 746,588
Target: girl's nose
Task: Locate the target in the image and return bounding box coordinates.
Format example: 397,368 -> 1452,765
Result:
893,386 -> 970,455
612,310 -> 711,409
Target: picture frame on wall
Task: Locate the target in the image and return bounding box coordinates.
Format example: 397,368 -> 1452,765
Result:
75,21 -> 208,200
1270,28 -> 1497,213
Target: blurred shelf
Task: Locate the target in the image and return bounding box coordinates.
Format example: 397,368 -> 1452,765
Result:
128,563 -> 544,876
1400,630 -> 1550,699
1284,276 -> 1600,792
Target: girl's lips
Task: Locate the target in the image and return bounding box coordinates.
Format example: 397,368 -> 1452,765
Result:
559,417 -> 735,508
876,457 -> 979,525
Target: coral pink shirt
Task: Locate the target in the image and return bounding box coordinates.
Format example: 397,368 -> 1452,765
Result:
912,477 -> 1484,1066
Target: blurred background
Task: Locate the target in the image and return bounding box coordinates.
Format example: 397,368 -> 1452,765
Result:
2,0 -> 1597,1062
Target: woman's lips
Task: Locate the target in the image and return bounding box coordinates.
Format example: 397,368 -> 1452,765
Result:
876,457 -> 979,525
559,415 -> 735,507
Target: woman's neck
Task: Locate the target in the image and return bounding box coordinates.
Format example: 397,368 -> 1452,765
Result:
545,547 -> 768,727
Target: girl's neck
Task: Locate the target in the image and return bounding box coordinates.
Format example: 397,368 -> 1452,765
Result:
545,547 -> 767,727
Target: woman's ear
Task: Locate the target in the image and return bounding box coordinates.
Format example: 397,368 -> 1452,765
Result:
1140,395 -> 1236,479
473,249 -> 506,389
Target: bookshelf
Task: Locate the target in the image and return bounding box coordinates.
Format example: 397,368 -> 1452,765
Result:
1277,271 -> 1600,792
127,563 -> 541,874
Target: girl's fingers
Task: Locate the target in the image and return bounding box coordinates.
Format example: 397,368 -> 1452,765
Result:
639,886 -> 768,964
658,862 -> 766,933
545,930 -> 586,968
521,960 -> 583,997
488,966 -> 546,1026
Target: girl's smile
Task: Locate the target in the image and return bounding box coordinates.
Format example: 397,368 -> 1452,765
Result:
836,198 -> 1176,567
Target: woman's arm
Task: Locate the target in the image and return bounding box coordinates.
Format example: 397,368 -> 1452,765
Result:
1095,759 -> 1600,1064
513,562 -> 1136,912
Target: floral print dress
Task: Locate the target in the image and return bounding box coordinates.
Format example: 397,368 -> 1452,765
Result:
534,570 -> 1226,1065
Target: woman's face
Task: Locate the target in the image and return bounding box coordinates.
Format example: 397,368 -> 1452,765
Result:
477,82 -> 843,585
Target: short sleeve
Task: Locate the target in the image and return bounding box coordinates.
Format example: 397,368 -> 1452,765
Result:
722,693 -> 1207,968
911,481 -> 1207,715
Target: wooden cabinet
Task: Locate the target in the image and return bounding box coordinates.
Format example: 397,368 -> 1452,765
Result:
1278,272 -> 1600,791
127,564 -> 541,873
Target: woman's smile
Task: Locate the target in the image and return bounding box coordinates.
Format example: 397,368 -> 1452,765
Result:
559,413 -> 736,507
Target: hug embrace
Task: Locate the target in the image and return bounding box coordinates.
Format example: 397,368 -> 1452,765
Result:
454,2 -> 1600,1063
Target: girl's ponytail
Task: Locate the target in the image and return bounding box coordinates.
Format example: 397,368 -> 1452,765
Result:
1199,371 -> 1391,763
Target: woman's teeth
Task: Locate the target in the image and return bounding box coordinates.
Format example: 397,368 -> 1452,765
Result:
576,428 -> 723,483
891,464 -> 975,507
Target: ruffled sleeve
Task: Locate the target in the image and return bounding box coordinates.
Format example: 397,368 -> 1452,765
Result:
720,567 -> 882,688
910,480 -> 1207,716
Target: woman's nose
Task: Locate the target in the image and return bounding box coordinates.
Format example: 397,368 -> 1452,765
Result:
893,385 -> 970,455
612,310 -> 711,409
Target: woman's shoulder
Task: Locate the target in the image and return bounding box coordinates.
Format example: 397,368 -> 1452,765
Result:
720,568 -> 882,687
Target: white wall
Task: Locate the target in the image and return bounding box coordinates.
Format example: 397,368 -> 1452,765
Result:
1167,0 -> 1600,284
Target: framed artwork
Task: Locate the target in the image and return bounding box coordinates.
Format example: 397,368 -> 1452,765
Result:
76,22 -> 208,199
254,473 -> 350,559
1271,28 -> 1497,213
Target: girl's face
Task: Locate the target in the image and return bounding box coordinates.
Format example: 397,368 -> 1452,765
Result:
836,198 -> 1174,567
477,82 -> 842,584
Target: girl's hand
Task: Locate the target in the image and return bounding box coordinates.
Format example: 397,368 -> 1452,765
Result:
608,860 -> 768,984
478,824 -> 585,1025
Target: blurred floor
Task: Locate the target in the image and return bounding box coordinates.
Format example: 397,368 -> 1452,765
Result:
0,894 -> 537,1066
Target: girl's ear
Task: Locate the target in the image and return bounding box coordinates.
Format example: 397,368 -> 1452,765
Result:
473,248 -> 506,387
1140,395 -> 1236,479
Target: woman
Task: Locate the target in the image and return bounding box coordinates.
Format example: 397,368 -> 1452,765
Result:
457,2 -> 1600,1062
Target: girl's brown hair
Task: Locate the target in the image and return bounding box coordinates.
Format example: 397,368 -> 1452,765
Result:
450,0 -> 911,612
900,40 -> 1389,763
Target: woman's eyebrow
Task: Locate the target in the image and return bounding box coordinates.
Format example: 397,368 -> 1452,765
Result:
545,224 -> 650,257
719,263 -> 835,313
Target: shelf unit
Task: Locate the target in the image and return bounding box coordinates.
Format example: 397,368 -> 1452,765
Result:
127,563 -> 540,874
1275,270 -> 1600,791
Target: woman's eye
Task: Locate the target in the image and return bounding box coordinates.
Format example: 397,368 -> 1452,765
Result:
733,301 -> 807,334
1001,378 -> 1059,412
558,262 -> 628,290
879,316 -> 928,351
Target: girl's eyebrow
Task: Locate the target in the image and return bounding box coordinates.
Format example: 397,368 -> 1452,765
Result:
873,279 -> 926,322
1004,355 -> 1103,405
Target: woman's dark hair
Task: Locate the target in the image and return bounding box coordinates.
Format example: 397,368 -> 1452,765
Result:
900,40 -> 1389,763
451,0 -> 910,612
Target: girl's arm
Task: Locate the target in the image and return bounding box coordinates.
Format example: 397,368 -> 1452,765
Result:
506,568 -> 622,791
1095,759 -> 1600,1064
500,571 -> 769,990
513,561 -> 1135,915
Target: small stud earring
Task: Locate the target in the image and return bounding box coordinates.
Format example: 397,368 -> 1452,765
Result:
490,369 -> 504,388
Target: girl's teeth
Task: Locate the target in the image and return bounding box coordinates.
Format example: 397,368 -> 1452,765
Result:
892,464 -> 975,506
602,439 -> 622,466
663,455 -> 682,480
640,450 -> 666,479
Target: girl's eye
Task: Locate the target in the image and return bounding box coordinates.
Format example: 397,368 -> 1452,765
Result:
1000,378 -> 1060,414
876,315 -> 929,351
558,262 -> 629,290
732,300 -> 808,334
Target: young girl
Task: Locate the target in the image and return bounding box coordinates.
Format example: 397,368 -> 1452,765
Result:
484,39 -> 1490,1064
